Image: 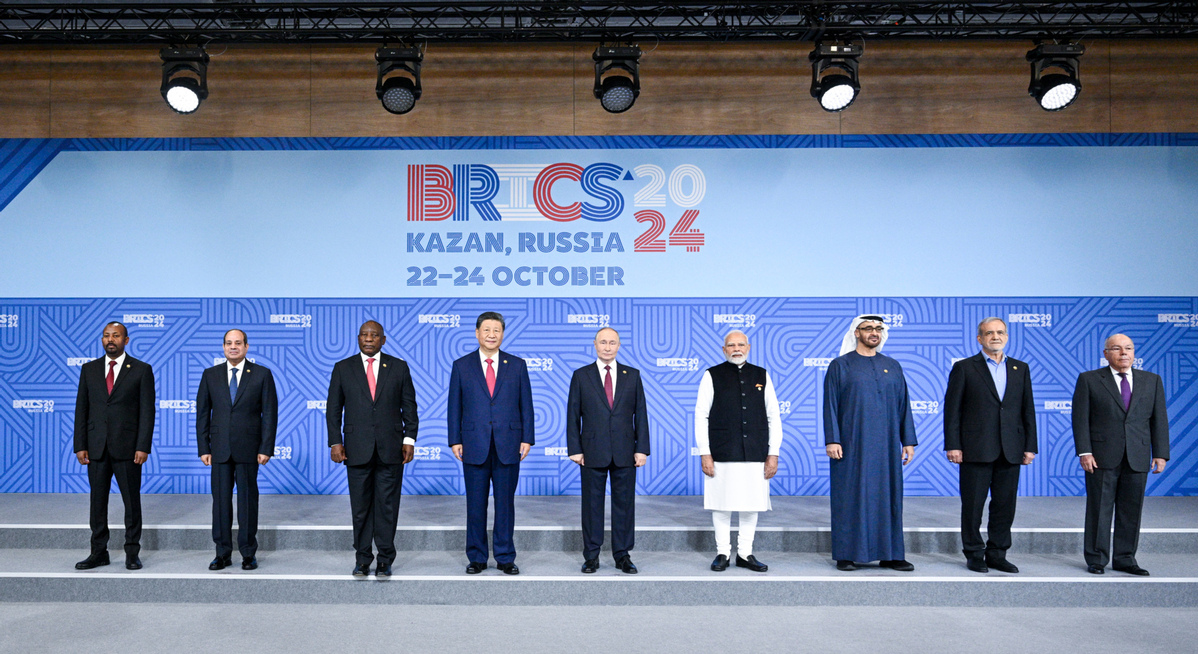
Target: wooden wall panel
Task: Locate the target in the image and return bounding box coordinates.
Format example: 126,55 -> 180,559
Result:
311,44 -> 575,136
843,41 -> 1111,134
575,43 -> 840,135
0,48 -> 51,138
49,46 -> 312,138
1111,40 -> 1198,133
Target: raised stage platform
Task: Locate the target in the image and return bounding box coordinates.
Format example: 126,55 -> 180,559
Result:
1,494 -> 1195,607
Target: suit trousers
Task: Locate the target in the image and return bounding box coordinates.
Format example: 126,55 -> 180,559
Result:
87,456 -> 142,556
580,463 -> 637,562
463,439 -> 520,565
959,458 -> 1021,561
211,460 -> 260,559
346,451 -> 405,567
1084,453 -> 1147,568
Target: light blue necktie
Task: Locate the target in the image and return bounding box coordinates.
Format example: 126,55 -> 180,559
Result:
229,367 -> 239,403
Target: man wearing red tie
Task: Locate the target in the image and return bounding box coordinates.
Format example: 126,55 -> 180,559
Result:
448,312 -> 535,575
326,321 -> 420,577
73,321 -> 156,571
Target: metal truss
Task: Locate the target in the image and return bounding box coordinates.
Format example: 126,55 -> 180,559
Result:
1,2 -> 1197,45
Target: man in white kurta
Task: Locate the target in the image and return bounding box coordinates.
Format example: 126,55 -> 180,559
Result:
695,330 -> 783,572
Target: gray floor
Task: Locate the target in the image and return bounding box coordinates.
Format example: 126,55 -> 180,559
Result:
2,604 -> 1196,653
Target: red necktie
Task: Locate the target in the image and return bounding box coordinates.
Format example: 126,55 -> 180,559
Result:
366,357 -> 377,400
604,365 -> 614,408
106,360 -> 116,395
486,358 -> 496,397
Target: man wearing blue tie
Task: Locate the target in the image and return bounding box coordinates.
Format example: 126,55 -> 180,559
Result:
196,329 -> 278,571
448,312 -> 535,575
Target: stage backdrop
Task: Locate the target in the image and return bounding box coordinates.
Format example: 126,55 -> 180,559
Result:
2,135 -> 1196,496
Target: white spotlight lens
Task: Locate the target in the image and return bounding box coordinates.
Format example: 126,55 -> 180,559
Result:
820,83 -> 857,112
165,84 -> 200,114
1040,81 -> 1079,111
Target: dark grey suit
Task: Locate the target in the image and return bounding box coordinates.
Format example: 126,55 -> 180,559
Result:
566,362 -> 650,562
1072,367 -> 1170,568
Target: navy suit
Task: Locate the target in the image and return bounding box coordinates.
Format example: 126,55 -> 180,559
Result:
196,361 -> 278,559
327,352 -> 420,568
1072,367 -> 1170,568
73,355 -> 155,557
566,362 -> 650,562
448,350 -> 535,565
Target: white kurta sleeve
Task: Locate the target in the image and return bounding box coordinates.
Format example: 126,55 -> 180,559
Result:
694,371 -> 714,456
764,371 -> 783,456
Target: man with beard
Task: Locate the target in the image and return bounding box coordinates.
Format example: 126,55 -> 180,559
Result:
73,321 -> 156,571
823,315 -> 917,572
694,330 -> 782,573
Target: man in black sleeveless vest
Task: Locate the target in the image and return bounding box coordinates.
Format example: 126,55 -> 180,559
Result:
695,330 -> 782,572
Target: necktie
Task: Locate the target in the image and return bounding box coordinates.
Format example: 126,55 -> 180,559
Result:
229,367 -> 239,403
485,358 -> 496,397
604,365 -> 614,408
1119,372 -> 1131,410
106,360 -> 116,395
366,358 -> 377,400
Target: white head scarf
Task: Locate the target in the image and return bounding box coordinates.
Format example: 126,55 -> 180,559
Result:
839,314 -> 889,356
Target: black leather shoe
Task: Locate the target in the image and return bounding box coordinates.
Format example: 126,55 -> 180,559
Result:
710,554 -> 730,572
466,561 -> 487,574
616,557 -> 638,574
352,563 -> 370,577
966,559 -> 989,573
241,557 -> 258,571
735,555 -> 768,573
987,557 -> 1019,574
1113,564 -> 1150,576
375,562 -> 392,577
209,556 -> 232,571
581,559 -> 599,574
497,562 -> 520,575
1086,564 -> 1105,574
125,556 -> 142,570
880,559 -> 915,572
75,552 -> 110,570
836,560 -> 858,571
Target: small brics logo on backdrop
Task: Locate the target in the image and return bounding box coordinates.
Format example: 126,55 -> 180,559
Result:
0,314 -> 18,328
123,314 -> 165,328
418,314 -> 461,328
656,357 -> 700,372
1008,313 -> 1052,328
1159,313 -> 1198,328
270,314 -> 312,328
12,400 -> 53,413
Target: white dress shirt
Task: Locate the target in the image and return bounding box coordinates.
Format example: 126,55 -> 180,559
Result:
596,359 -> 617,397
694,364 -> 783,457
103,352 -> 128,386
227,359 -> 245,386
479,349 -> 500,377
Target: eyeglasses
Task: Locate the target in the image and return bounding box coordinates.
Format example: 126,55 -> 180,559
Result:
857,326 -> 885,333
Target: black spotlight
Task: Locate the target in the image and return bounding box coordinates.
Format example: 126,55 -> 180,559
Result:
1026,43 -> 1084,111
809,42 -> 862,112
160,46 -> 209,114
593,45 -> 641,113
376,46 -> 423,115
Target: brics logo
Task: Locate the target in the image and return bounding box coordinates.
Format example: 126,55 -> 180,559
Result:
526,357 -> 554,372
307,401 -> 327,411
875,314 -> 905,328
910,400 -> 940,415
803,358 -> 833,368
656,357 -> 700,372
123,314 -> 165,328
270,314 -> 312,328
418,314 -> 461,328
413,446 -> 442,461
567,314 -> 610,327
1045,400 -> 1072,412
12,400 -> 54,413
543,447 -> 569,457
0,314 -> 17,328
713,314 -> 756,328
1008,313 -> 1052,328
159,400 -> 196,414
67,357 -> 91,367
1158,313 -> 1198,328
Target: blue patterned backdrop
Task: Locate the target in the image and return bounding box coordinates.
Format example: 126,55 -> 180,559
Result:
1,296 -> 1194,496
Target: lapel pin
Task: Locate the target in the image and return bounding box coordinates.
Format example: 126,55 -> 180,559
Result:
884,369 -> 888,373
504,359 -> 508,364
126,364 -> 131,369
622,370 -> 627,374
1013,366 -> 1018,370
383,363 -> 387,368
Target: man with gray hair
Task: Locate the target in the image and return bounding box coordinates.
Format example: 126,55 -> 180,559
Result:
943,317 -> 1037,574
694,330 -> 782,573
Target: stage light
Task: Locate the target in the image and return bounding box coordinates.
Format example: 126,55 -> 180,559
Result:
376,46 -> 423,115
160,46 -> 209,114
809,42 -> 862,112
593,45 -> 641,113
1026,43 -> 1084,111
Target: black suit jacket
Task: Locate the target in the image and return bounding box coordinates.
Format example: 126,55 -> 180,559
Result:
73,355 -> 156,460
327,352 -> 419,466
196,361 -> 279,463
566,362 -> 650,468
943,353 -> 1038,463
1072,367 -> 1170,472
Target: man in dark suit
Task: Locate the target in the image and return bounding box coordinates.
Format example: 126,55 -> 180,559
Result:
943,317 -> 1037,574
196,329 -> 278,571
567,327 -> 650,574
326,320 -> 420,577
1073,333 -> 1170,575
448,311 -> 535,575
73,321 -> 155,571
